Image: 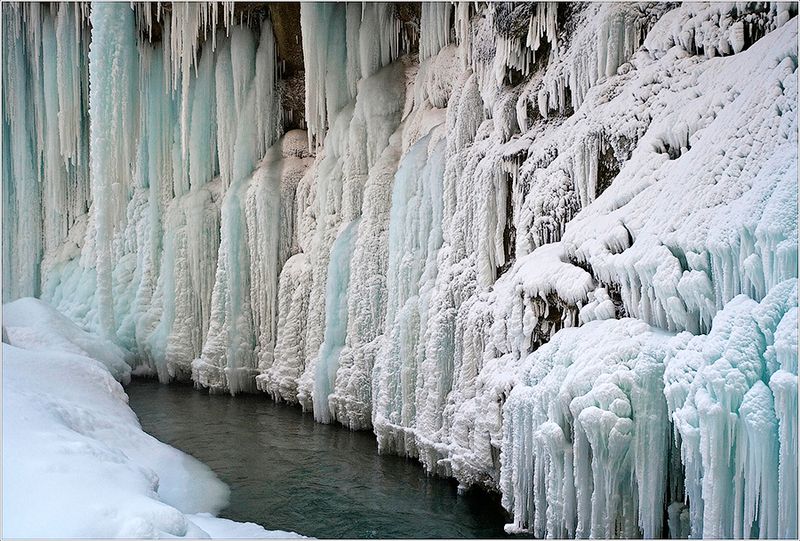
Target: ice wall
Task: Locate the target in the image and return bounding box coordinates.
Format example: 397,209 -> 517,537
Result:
3,3 -> 91,302
3,3 -> 307,390
3,2 -> 797,539
278,3 -> 797,538
313,218 -> 360,423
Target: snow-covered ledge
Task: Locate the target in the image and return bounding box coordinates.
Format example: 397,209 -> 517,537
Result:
2,297 -> 304,538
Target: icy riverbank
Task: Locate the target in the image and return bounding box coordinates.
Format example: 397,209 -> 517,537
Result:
2,297 -> 304,538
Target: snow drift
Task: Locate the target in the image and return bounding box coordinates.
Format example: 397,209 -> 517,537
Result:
2,298 -> 303,538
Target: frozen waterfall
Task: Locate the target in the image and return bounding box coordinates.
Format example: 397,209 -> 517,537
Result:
2,2 -> 797,539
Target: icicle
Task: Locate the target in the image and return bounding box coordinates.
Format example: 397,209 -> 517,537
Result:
2,3 -> 43,300
254,18 -> 279,158
188,40 -> 216,191
87,2 -> 139,338
419,2 -> 452,62
300,2 -> 400,149
313,219 -> 360,423
215,34 -> 235,189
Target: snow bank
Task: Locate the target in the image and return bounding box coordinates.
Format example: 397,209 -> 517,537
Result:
4,297 -> 131,383
2,301 -> 304,538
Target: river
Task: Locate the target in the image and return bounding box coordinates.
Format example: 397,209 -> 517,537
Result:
126,379 -> 519,538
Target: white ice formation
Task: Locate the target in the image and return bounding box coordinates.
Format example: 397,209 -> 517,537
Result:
3,2 -> 797,538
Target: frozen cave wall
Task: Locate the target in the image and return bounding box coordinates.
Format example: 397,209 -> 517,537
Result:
2,2 -> 798,539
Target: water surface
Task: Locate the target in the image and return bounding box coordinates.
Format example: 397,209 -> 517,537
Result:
127,379 -> 516,538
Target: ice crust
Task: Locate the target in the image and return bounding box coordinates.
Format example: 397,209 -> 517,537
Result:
2,2 -> 797,538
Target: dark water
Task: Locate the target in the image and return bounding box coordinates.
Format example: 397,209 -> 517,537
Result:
126,379 -> 516,538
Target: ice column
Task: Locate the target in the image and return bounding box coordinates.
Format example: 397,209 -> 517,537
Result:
420,2 -> 453,61
194,20 -> 281,394
373,133 -> 447,450
87,2 -> 139,338
2,4 -> 42,301
313,219 -> 361,423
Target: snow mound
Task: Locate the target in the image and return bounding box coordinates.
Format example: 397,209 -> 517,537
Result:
4,297 -> 132,383
2,299 -> 306,538
3,344 -> 225,537
188,514 -> 304,539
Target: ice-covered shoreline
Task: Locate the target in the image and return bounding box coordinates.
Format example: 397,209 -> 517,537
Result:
2,298 -> 305,539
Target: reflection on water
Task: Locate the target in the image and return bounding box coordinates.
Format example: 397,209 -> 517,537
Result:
127,379 -> 518,538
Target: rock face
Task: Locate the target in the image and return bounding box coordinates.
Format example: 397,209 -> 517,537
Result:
2,2 -> 797,539
269,3 -> 306,130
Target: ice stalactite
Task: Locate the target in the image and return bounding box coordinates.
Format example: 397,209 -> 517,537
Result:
23,4 -> 291,385
293,107 -> 357,410
300,2 -> 406,149
55,4 -> 90,178
500,318 -> 673,538
41,14 -> 68,255
358,3 -> 403,81
493,2 -> 558,86
246,133 -> 313,386
643,3 -> 798,60
3,3 -> 92,302
570,132 -> 607,211
425,241 -> 595,490
498,285 -> 798,540
257,253 -> 312,402
286,58 -> 408,409
562,17 -> 798,336
193,15 -> 283,393
245,144 -> 283,387
194,85 -> 259,393
328,128 -> 405,430
255,20 -> 280,159
419,2 -> 452,62
373,131 -> 447,448
769,306 -> 798,539
300,3 -> 351,150
2,4 -> 42,301
663,279 -> 797,539
252,132 -> 314,399
534,3 -> 657,120
87,2 -> 139,339
126,42 -> 179,378
313,219 -> 360,423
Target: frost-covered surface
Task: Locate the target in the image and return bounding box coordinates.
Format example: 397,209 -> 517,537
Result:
663,280 -> 798,539
501,280 -> 797,538
2,299 -> 303,538
3,2 -> 797,539
500,318 -> 674,538
4,297 -> 132,383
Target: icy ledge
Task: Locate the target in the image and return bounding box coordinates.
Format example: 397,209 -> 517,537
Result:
2,297 -> 305,539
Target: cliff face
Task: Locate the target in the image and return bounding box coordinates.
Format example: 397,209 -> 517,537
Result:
3,2 -> 797,538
